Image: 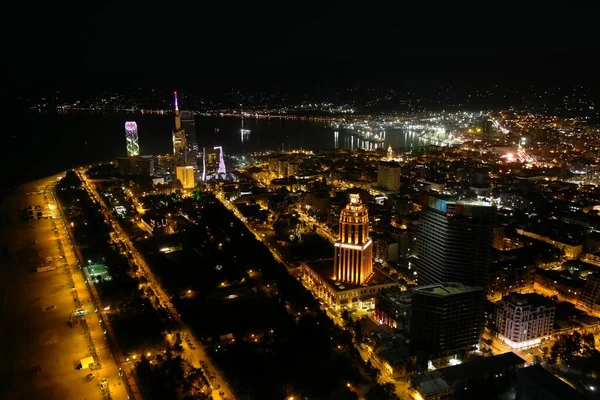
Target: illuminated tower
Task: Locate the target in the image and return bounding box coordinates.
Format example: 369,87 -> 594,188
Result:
181,110 -> 198,169
172,91 -> 187,166
334,193 -> 373,285
124,121 -> 139,156
387,144 -> 394,160
214,146 -> 226,175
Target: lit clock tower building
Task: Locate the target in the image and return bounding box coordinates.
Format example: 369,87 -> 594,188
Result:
334,193 -> 373,285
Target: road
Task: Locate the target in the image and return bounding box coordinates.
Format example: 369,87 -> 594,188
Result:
295,208 -> 337,243
0,173 -> 127,400
79,170 -> 236,400
481,330 -> 533,364
54,182 -> 141,400
212,189 -> 416,399
215,191 -> 290,270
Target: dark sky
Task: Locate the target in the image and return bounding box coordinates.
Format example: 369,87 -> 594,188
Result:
2,2 -> 599,88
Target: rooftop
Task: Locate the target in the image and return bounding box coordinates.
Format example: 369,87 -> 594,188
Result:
305,259 -> 395,291
378,286 -> 411,305
419,376 -> 451,397
502,292 -> 553,308
412,282 -> 483,297
437,352 -> 526,383
517,365 -> 587,400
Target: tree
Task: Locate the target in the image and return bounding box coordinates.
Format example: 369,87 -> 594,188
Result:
341,310 -> 352,327
582,333 -> 596,356
365,383 -> 397,400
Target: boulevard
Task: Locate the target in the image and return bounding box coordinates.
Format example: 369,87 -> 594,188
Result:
0,174 -> 127,400
77,169 -> 236,400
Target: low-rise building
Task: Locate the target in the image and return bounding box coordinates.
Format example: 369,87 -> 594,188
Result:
411,352 -> 526,400
515,364 -> 587,400
141,214 -> 170,236
374,286 -> 411,330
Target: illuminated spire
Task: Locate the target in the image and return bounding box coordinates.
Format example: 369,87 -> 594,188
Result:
174,91 -> 179,111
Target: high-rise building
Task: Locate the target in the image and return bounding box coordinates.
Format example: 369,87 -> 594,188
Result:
495,293 -> 555,350
410,282 -> 484,358
482,117 -> 494,137
377,162 -> 401,191
333,193 -> 373,285
181,110 -> 198,169
176,166 -> 195,189
124,121 -> 140,157
118,155 -> 156,176
172,91 -> 187,166
414,193 -> 495,290
581,273 -> 600,313
201,146 -> 227,181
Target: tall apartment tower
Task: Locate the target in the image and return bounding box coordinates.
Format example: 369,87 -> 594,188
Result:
410,282 -> 484,358
181,110 -> 198,169
414,193 -> 495,290
581,273 -> 600,313
482,117 -> 494,137
333,193 -> 373,285
377,162 -> 401,191
124,121 -> 140,157
172,91 -> 187,166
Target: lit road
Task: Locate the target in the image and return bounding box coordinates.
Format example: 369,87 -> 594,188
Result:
295,208 -> 337,243
0,173 -> 126,400
481,330 -> 533,364
55,179 -> 140,400
212,189 -> 415,398
80,171 -> 236,400
215,191 -> 290,270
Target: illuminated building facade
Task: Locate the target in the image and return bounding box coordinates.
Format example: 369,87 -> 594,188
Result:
377,162 -> 401,191
172,91 -> 187,166
125,121 -> 140,157
495,293 -> 555,350
414,193 -> 495,290
176,165 -> 195,189
180,110 -> 198,169
334,193 -> 373,285
202,146 -> 227,181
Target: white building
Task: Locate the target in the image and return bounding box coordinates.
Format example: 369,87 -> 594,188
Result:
495,293 -> 555,350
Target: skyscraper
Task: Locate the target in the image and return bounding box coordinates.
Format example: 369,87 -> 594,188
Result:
124,121 -> 139,157
377,162 -> 401,191
414,193 -> 495,290
333,193 -> 373,285
181,110 -> 198,169
410,282 -> 484,358
172,91 -> 187,166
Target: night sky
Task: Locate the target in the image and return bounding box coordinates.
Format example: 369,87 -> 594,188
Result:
2,3 -> 599,88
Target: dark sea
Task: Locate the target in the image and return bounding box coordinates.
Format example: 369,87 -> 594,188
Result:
3,111 -> 433,198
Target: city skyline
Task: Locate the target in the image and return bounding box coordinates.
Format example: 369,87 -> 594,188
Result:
3,5 -> 600,400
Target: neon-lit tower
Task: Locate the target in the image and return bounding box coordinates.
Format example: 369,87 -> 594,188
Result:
214,146 -> 226,175
172,91 -> 186,166
124,121 -> 139,156
333,193 -> 373,285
